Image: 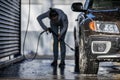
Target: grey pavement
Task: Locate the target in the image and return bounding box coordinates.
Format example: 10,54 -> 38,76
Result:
0,59 -> 120,80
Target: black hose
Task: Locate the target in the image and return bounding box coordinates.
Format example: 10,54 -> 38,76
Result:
22,0 -> 31,60
36,31 -> 46,56
22,0 -> 47,61
23,28 -> 74,61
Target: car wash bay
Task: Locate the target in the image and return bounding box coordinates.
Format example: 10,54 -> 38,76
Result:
0,0 -> 120,80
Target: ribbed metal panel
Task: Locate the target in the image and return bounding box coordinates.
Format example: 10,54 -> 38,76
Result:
0,0 -> 21,58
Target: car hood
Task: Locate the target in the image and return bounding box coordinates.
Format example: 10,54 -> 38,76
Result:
87,8 -> 120,21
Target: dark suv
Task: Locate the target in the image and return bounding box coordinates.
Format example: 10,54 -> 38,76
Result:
71,0 -> 120,74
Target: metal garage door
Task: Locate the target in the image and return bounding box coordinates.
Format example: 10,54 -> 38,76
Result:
0,0 -> 21,59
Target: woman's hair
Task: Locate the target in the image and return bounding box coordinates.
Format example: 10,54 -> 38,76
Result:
49,8 -> 58,19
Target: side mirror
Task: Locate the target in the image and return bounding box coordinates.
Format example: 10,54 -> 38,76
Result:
71,2 -> 86,12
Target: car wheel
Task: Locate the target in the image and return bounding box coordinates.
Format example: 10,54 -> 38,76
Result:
79,36 -> 99,74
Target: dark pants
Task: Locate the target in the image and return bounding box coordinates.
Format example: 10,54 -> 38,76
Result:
50,23 -> 66,62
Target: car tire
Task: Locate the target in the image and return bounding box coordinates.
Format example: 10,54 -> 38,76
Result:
79,35 -> 99,74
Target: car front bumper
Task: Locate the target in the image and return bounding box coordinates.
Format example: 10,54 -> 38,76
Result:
88,35 -> 120,61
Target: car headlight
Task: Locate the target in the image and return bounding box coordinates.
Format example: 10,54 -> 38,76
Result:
89,21 -> 119,33
91,41 -> 111,54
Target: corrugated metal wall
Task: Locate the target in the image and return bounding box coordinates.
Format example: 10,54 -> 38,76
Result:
0,0 -> 21,59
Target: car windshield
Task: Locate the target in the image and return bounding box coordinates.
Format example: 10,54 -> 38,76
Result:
89,0 -> 120,10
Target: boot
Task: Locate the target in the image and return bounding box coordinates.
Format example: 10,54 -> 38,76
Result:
59,61 -> 65,67
51,60 -> 57,66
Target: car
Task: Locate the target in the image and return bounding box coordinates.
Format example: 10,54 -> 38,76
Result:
71,0 -> 120,74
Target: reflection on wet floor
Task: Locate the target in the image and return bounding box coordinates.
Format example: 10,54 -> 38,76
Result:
0,59 -> 120,80
18,60 -> 75,79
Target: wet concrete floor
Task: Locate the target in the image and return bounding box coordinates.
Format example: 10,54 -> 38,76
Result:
0,59 -> 120,80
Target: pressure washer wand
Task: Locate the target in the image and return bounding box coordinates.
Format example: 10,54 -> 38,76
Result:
64,42 -> 75,51
49,29 -> 75,51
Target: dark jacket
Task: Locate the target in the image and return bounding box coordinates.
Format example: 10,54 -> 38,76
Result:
37,8 -> 68,37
